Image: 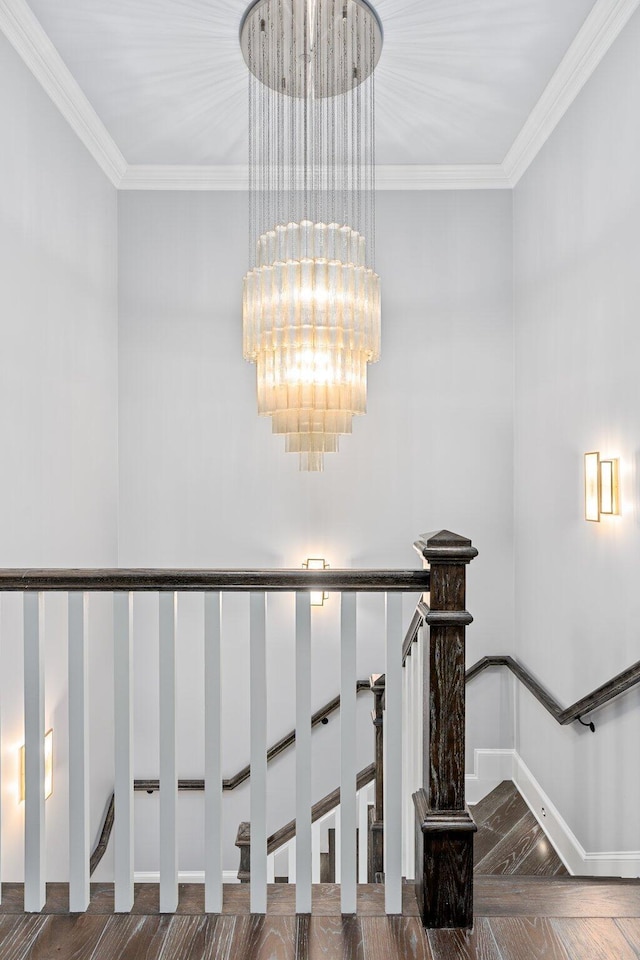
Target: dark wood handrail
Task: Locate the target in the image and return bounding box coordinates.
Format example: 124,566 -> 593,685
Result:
466,654 -> 640,726
0,568 -> 429,592
89,679 -> 372,876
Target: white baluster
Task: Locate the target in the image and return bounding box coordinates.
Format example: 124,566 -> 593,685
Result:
68,592 -> 90,911
288,839 -> 296,884
0,595 -> 2,906
204,592 -> 222,913
384,593 -> 403,914
311,820 -> 321,883
159,592 -> 178,913
295,592 -> 312,912
333,807 -> 341,884
340,592 -> 357,913
358,785 -> 369,883
401,654 -> 410,881
114,592 -> 134,913
267,853 -> 275,884
24,592 -> 45,912
415,625 -> 424,791
250,592 -> 267,913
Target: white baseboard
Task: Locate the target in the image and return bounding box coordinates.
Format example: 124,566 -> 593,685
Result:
466,747 -> 640,879
133,871 -> 240,884
465,748 -> 516,804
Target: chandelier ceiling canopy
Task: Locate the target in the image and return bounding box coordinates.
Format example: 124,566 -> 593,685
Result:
241,0 -> 382,471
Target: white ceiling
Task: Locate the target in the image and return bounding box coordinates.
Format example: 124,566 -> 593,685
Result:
23,0 -> 598,167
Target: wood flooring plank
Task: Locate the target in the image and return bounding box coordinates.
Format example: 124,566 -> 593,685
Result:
473,827 -> 502,868
361,917 -> 432,960
472,785 -> 527,834
512,835 -> 565,877
295,915 -> 310,960
427,917 -> 503,960
228,915 -> 296,960
87,915 -> 171,960
551,918 -> 638,959
300,917 -> 364,960
489,917 -> 570,960
475,876 -> 640,918
153,916 -> 227,960
23,915 -> 108,960
475,815 -> 544,875
0,916 -> 48,960
470,783 -> 517,828
616,919 -> 640,955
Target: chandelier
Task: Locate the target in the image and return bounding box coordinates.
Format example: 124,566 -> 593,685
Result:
241,0 -> 382,471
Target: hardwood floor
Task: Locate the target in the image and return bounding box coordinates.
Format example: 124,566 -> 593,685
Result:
1,783 -> 637,959
2,901 -> 640,960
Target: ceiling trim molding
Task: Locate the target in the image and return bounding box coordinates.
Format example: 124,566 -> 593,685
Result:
0,0 -> 126,187
120,163 -> 512,191
2,0 -> 639,191
503,0 -> 640,185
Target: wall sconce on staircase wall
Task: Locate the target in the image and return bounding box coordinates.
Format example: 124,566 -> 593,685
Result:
302,558 -> 329,606
585,452 -> 620,522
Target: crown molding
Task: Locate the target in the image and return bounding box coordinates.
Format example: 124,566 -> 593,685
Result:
0,0 -> 126,187
503,0 -> 640,185
120,163 -> 511,191
2,0 -> 639,192
120,165 -> 249,191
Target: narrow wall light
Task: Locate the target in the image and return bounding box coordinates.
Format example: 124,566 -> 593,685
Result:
599,459 -> 620,516
584,452 -> 620,521
584,452 -> 600,522
19,728 -> 53,802
302,558 -> 329,606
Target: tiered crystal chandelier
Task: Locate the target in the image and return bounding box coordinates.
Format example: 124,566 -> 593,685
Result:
241,0 -> 382,471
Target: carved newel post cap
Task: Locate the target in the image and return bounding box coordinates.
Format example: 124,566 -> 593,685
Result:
413,530 -> 478,563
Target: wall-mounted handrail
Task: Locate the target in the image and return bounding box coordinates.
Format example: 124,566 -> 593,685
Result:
0,568 -> 430,592
466,654 -> 640,728
89,679 -> 373,876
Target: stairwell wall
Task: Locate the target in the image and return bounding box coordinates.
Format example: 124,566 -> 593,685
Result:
513,6 -> 640,858
0,33 -> 118,879
117,188 -> 516,872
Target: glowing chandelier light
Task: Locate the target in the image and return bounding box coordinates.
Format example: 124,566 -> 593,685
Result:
241,0 -> 382,471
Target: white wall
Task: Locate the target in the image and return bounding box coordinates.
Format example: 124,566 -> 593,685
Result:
118,188 -> 515,870
0,33 -> 118,879
514,8 -> 640,856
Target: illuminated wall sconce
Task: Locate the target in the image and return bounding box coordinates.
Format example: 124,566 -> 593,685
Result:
19,728 -> 53,802
302,558 -> 329,606
584,452 -> 620,521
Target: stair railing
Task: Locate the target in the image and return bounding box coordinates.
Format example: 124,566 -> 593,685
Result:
0,530 -> 477,927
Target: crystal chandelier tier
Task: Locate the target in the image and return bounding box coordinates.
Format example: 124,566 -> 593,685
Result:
240,0 -> 382,471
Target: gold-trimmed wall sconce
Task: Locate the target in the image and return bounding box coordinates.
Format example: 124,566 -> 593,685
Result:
302,558 -> 329,606
19,728 -> 53,802
585,452 -> 620,521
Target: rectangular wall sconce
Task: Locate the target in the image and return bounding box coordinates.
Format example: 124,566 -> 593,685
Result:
584,452 -> 620,521
584,452 -> 600,521
599,458 -> 620,515
19,728 -> 53,802
303,558 -> 329,606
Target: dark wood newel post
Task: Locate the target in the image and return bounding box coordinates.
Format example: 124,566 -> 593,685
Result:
369,673 -> 385,881
412,530 -> 478,929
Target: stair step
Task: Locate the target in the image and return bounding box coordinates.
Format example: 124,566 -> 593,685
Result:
471,780 -> 567,878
